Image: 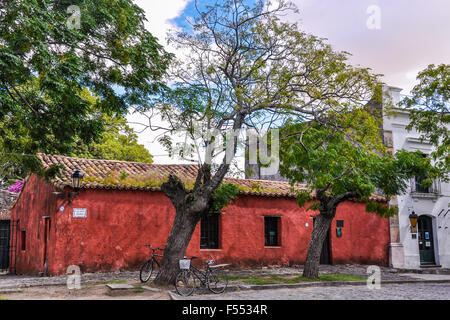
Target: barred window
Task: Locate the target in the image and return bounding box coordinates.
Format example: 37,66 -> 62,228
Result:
200,214 -> 219,249
264,216 -> 280,246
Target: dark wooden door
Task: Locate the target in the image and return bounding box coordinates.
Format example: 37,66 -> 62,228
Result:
313,218 -> 332,265
42,217 -> 51,275
0,220 -> 10,270
418,215 -> 435,265
320,229 -> 331,265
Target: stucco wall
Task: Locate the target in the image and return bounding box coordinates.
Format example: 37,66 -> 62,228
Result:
189,196 -> 390,267
12,176 -> 390,275
10,175 -> 59,275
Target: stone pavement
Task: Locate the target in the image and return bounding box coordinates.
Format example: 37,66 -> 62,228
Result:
173,282 -> 450,300
0,270 -> 140,289
1,264 -> 449,290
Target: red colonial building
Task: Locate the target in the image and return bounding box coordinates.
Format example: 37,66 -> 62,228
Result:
9,154 -> 390,275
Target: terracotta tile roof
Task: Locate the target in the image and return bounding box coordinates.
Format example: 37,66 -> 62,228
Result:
36,153 -> 385,201
37,154 -> 306,197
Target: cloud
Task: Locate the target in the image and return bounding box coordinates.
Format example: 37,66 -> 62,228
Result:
287,0 -> 450,94
133,0 -> 191,45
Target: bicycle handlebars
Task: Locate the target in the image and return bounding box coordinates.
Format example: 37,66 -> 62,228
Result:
183,256 -> 215,265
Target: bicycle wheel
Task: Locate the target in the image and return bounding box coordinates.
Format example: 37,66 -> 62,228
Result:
139,259 -> 153,283
208,269 -> 228,294
175,270 -> 196,296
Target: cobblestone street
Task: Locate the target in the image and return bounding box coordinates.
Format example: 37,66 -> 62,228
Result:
2,265 -> 450,300
176,283 -> 450,300
0,270 -> 141,289
0,264 -> 419,289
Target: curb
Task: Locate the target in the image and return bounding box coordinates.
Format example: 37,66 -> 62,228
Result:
168,279 -> 450,299
396,268 -> 450,275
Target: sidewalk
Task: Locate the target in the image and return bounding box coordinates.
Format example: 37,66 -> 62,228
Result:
2,264 -> 450,291
168,265 -> 450,299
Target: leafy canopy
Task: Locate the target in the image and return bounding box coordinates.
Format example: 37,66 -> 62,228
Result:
71,89 -> 153,163
279,109 -> 439,217
71,113 -> 153,164
401,64 -> 449,173
0,0 -> 171,178
0,87 -> 153,185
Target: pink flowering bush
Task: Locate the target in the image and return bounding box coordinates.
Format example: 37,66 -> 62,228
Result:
7,179 -> 25,193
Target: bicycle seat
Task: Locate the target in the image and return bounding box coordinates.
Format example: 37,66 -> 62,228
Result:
145,244 -> 151,247
205,260 -> 215,265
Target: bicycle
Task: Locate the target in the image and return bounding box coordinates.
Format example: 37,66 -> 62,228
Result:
139,244 -> 164,283
175,256 -> 229,296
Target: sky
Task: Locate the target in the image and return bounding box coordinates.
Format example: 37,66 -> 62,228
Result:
130,0 -> 450,164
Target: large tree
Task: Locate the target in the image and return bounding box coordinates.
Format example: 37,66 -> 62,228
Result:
71,113 -> 153,164
401,64 -> 449,172
139,0 -> 381,285
279,109 -> 440,278
0,0 -> 171,180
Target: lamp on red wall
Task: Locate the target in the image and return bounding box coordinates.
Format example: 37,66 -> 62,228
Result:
68,169 -> 84,205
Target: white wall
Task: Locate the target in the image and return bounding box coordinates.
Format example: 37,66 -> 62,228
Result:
383,86 -> 450,268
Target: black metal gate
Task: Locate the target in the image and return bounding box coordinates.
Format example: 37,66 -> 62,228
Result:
0,220 -> 10,270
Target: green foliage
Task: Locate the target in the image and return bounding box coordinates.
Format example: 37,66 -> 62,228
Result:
296,190 -> 317,210
365,201 -> 398,218
210,183 -> 239,215
401,64 -> 449,174
71,110 -> 153,164
0,0 -> 170,183
0,87 -> 152,185
280,111 -> 439,217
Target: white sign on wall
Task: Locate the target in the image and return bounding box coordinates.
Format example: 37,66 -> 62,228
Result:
73,208 -> 87,218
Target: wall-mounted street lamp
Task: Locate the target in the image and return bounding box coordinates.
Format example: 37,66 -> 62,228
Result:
409,211 -> 418,233
68,169 -> 83,205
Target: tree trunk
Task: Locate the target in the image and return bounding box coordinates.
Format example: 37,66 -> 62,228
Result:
302,209 -> 335,279
152,174 -> 211,286
154,205 -> 201,285
152,157 -> 234,285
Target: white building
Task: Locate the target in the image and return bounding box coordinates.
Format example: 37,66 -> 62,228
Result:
384,86 -> 450,269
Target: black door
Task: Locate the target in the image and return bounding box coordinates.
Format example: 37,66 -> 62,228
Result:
320,229 -> 331,264
312,218 -> 332,265
418,215 -> 435,265
0,220 -> 10,270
